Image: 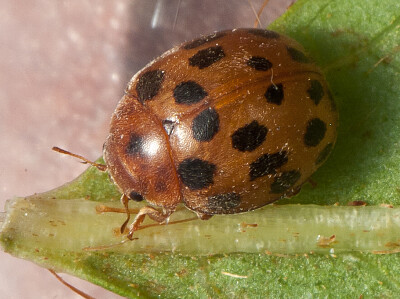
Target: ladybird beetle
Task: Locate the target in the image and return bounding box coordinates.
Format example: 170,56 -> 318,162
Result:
102,28 -> 338,239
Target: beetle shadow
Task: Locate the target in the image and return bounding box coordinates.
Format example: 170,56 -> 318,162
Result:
280,27 -> 400,205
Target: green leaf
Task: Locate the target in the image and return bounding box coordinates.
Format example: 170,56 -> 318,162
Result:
2,0 -> 400,298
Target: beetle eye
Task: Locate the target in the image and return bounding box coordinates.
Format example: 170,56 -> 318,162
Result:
129,191 -> 144,202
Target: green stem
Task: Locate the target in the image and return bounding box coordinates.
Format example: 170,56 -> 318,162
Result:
1,196 -> 399,258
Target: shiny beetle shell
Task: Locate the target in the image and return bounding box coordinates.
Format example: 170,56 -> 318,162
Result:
103,28 -> 337,218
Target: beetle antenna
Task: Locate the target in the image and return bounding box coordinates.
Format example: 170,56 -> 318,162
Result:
172,0 -> 182,30
48,269 -> 95,299
247,0 -> 270,28
52,146 -> 107,171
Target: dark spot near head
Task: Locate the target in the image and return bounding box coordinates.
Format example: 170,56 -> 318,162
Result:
207,192 -> 241,214
183,31 -> 226,50
189,46 -> 225,69
245,28 -> 280,39
173,81 -> 208,105
287,46 -> 310,63
316,143 -> 334,165
192,107 -> 220,142
247,56 -> 273,71
270,170 -> 301,194
231,120 -> 268,152
162,119 -> 176,136
129,191 -> 144,202
250,151 -> 288,181
304,118 -> 327,147
136,69 -> 165,103
307,80 -> 324,105
178,158 -> 216,190
126,134 -> 144,156
265,83 -> 284,105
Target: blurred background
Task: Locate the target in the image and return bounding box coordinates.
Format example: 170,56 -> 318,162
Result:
0,0 -> 295,297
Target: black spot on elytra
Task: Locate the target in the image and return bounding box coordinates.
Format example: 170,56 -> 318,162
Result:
192,107 -> 220,142
270,170 -> 301,194
250,151 -> 288,181
231,120 -> 268,152
183,32 -> 226,50
207,192 -> 241,214
307,80 -> 324,105
136,69 -> 165,103
265,83 -> 284,105
316,143 -> 334,165
245,28 -> 280,39
189,46 -> 225,69
129,191 -> 144,202
162,119 -> 176,136
126,134 -> 144,156
304,118 -> 327,147
247,56 -> 273,71
287,46 -> 310,63
173,81 -> 208,105
178,158 -> 216,190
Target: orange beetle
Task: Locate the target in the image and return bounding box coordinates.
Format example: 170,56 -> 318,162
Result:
101,28 -> 337,238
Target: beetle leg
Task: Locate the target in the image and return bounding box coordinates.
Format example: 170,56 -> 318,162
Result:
195,212 -> 213,220
119,194 -> 131,233
127,206 -> 173,240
